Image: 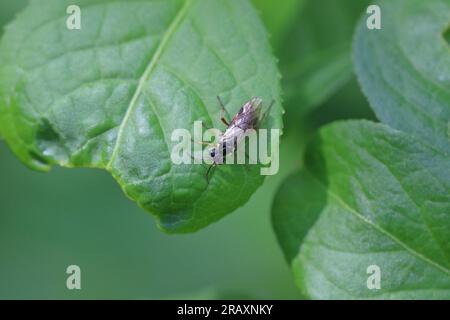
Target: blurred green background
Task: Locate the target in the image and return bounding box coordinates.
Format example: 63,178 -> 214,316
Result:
0,0 -> 374,299
0,133 -> 301,299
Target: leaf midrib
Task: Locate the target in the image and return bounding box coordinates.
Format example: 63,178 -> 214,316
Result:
106,0 -> 193,170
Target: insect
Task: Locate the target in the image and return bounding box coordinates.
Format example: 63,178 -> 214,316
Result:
205,96 -> 274,183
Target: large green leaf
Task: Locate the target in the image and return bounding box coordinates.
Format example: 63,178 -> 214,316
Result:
354,0 -> 450,155
0,0 -> 283,232
273,120 -> 450,299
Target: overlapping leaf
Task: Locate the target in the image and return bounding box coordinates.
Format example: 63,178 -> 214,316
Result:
272,0 -> 450,299
273,121 -> 450,299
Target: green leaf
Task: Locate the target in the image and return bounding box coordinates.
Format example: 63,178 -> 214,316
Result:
273,120 -> 450,299
0,0 -> 27,35
273,0 -> 369,115
354,0 -> 450,155
0,0 -> 283,233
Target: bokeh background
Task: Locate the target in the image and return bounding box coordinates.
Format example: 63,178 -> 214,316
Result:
0,0 -> 374,299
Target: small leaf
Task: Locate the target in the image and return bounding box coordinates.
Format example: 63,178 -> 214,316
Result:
0,0 -> 283,232
259,0 -> 369,115
273,120 -> 450,299
354,0 -> 450,155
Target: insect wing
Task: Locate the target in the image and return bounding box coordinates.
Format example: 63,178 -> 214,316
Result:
221,125 -> 245,153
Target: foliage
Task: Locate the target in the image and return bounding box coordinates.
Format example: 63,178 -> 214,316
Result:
0,0 -> 283,232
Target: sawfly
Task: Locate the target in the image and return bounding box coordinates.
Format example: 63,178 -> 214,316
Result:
204,96 -> 274,183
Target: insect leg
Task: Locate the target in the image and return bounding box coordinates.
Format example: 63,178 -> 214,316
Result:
191,121 -> 220,145
217,96 -> 231,126
191,139 -> 210,145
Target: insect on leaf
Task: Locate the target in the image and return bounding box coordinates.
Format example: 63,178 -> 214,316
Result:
0,0 -> 283,232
